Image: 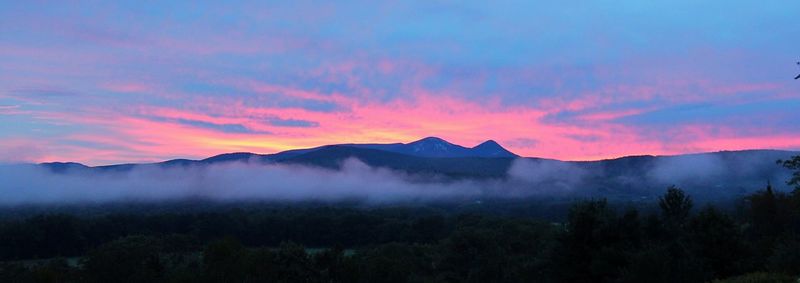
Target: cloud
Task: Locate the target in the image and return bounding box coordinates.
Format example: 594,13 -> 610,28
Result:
266,117 -> 319,128
171,118 -> 271,134
0,140 -> 47,163
0,2 -> 798,166
3,89 -> 799,167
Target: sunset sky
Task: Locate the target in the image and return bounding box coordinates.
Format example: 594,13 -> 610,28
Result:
1,1 -> 799,165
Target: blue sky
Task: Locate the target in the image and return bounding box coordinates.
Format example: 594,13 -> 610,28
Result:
0,1 -> 798,164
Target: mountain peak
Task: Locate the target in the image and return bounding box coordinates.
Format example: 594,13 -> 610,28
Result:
475,139 -> 500,147
261,137 -> 519,159
471,139 -> 517,157
400,137 -> 466,157
411,136 -> 449,144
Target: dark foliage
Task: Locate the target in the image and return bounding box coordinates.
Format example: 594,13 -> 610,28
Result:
778,155 -> 800,190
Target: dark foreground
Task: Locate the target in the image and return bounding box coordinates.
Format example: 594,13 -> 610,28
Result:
0,184 -> 799,283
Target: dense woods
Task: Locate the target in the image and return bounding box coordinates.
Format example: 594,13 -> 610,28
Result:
0,157 -> 799,282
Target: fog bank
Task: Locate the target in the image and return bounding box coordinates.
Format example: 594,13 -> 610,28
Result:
0,151 -> 793,206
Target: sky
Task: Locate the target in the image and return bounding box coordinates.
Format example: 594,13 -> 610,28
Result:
0,1 -> 799,165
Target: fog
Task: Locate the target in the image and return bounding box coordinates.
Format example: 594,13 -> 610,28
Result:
648,154 -> 728,184
646,152 -> 792,194
0,159 -> 487,205
0,151 -> 794,206
506,159 -> 588,196
0,158 -> 596,206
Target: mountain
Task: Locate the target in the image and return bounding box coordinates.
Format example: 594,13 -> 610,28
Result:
281,145 -> 517,178
36,137 -> 521,177
341,137 -> 518,158
471,140 -> 518,157
32,137 -> 799,201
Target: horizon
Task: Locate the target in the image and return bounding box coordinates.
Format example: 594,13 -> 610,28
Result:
21,135 -> 800,167
1,2 -> 799,165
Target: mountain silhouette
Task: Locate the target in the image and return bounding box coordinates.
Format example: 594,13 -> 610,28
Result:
471,140 -> 518,157
339,137 -> 517,158
34,138 -> 799,201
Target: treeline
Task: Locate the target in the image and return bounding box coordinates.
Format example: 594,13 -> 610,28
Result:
0,207 -> 456,261
0,184 -> 798,282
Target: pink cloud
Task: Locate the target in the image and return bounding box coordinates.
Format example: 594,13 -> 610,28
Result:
0,139 -> 47,163
3,79 -> 798,165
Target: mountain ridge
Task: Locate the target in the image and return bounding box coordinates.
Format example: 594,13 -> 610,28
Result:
35,136 -> 797,169
28,138 -> 799,201
337,136 -> 518,158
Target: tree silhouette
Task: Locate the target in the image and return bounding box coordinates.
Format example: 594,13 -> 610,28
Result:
81,235 -> 165,283
777,155 -> 800,191
659,186 -> 693,225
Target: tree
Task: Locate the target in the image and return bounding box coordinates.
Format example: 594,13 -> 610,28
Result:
748,183 -> 785,239
81,235 -> 165,283
553,199 -> 627,282
766,240 -> 800,275
355,243 -> 435,283
659,186 -> 693,226
202,237 -> 247,283
313,245 -> 358,283
29,259 -> 76,283
410,215 -> 446,243
778,155 -> 800,191
688,206 -> 751,279
271,242 -> 316,282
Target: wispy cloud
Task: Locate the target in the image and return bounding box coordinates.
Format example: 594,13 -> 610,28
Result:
0,1 -> 797,164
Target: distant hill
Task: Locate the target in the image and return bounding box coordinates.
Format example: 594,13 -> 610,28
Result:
35,137 -> 798,202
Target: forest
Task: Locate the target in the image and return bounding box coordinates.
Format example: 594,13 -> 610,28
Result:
0,156 -> 798,283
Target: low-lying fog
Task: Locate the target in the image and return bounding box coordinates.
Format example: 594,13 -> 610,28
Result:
0,153 -> 793,206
